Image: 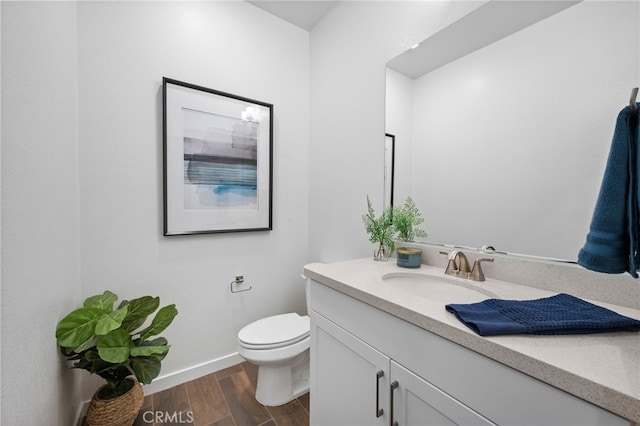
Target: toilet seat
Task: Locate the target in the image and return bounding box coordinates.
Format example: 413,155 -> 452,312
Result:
238,313 -> 310,350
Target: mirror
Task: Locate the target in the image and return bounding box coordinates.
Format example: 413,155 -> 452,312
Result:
385,0 -> 639,261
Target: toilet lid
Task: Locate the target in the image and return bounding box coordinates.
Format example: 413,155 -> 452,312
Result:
238,313 -> 310,347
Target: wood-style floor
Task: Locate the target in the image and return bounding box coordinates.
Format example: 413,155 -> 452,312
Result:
133,361 -> 310,426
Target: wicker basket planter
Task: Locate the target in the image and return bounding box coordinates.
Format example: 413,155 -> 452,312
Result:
86,377 -> 144,426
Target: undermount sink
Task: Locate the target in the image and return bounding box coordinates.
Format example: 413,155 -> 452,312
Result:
381,271 -> 498,304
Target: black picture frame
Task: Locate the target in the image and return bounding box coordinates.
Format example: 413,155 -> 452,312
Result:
162,77 -> 273,236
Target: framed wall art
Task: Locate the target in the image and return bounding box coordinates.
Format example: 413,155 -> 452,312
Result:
162,78 -> 273,235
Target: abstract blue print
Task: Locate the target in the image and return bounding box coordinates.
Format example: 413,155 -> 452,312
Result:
182,108 -> 259,210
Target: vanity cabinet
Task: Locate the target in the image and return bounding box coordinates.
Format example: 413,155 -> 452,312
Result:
312,308 -> 493,425
309,279 -> 628,426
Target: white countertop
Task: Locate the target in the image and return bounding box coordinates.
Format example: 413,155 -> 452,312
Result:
304,257 -> 640,423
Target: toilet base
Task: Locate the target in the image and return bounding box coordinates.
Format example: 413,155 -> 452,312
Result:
255,350 -> 310,406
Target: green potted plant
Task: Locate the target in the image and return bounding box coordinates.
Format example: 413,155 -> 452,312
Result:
55,291 -> 178,426
393,197 -> 427,268
362,195 -> 395,261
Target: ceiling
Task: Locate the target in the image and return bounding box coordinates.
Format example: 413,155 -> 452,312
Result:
246,1 -> 338,31
387,0 -> 579,79
248,1 -> 579,79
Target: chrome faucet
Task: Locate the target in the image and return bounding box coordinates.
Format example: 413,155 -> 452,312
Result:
440,250 -> 494,282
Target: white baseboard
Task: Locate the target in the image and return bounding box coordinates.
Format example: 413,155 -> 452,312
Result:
75,352 -> 244,425
143,352 -> 244,395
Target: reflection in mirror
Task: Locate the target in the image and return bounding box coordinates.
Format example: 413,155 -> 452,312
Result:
385,1 -> 639,261
384,133 -> 395,210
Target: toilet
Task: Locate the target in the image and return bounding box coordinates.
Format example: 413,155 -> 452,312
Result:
237,280 -> 311,406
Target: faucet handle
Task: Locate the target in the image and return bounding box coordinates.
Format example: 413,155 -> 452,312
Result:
470,257 -> 494,282
439,251 -> 458,276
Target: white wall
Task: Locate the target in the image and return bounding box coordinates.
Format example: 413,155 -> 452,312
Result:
2,1 -> 309,422
76,0 -> 309,394
399,1 -> 639,260
1,2 -> 82,425
309,1 -> 486,262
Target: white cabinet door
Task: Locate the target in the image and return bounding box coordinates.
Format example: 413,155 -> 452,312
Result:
311,312 -> 389,426
390,361 -> 496,426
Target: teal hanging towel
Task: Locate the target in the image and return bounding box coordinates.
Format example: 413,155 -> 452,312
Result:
578,99 -> 639,277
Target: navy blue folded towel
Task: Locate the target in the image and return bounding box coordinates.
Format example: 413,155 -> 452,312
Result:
445,293 -> 640,337
578,103 -> 640,277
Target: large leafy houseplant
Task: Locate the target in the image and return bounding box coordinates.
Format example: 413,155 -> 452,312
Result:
55,291 -> 178,399
362,195 -> 395,260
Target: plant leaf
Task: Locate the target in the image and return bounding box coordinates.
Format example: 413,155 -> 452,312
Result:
83,291 -> 118,311
137,336 -> 167,347
97,328 -> 133,364
95,305 -> 129,336
56,308 -> 107,348
130,344 -> 170,357
135,337 -> 171,359
121,296 -> 160,332
139,304 -> 178,341
129,355 -> 163,384
77,348 -> 114,374
73,335 -> 100,353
